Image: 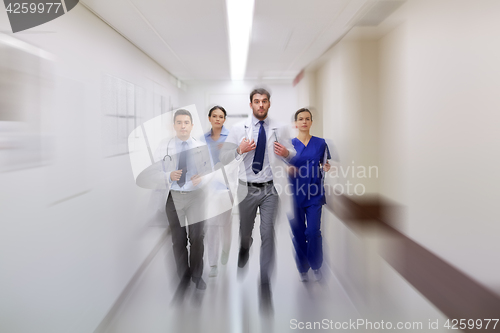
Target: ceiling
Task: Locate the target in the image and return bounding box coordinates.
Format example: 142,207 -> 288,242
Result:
81,0 -> 379,82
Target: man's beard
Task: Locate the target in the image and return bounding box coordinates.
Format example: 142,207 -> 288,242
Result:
253,108 -> 268,120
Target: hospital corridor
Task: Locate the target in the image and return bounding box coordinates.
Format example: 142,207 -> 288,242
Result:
1,0 -> 500,332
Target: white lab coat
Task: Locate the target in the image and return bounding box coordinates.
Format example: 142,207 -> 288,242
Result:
220,116 -> 296,217
149,136 -> 212,211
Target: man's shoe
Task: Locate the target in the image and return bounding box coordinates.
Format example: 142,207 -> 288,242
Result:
259,283 -> 273,312
313,269 -> 323,282
172,274 -> 191,303
299,272 -> 309,282
209,266 -> 218,277
192,277 -> 207,290
238,248 -> 249,268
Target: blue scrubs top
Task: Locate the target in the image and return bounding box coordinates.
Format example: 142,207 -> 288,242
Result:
289,136 -> 331,207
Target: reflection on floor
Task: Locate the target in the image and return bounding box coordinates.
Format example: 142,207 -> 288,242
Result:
102,212 -> 359,333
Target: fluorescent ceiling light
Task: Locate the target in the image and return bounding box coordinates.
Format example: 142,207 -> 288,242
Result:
226,0 -> 255,80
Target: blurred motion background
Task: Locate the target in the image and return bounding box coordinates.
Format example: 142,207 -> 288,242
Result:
1,0 -> 500,332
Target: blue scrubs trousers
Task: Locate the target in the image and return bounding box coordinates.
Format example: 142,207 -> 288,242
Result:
290,203 -> 323,273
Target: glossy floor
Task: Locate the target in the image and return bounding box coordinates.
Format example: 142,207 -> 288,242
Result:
102,212 -> 359,333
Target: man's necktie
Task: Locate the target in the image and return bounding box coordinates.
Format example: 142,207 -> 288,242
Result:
177,141 -> 188,187
252,120 -> 266,174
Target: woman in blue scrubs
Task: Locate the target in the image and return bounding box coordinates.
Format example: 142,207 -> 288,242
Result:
289,108 -> 331,282
204,106 -> 232,278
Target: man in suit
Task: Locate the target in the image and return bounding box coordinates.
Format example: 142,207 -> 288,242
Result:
220,88 -> 296,308
155,109 -> 212,294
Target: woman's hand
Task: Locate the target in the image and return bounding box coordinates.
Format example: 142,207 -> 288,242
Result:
288,166 -> 297,177
323,161 -> 331,172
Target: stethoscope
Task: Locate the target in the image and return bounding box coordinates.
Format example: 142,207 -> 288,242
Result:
162,136 -> 200,162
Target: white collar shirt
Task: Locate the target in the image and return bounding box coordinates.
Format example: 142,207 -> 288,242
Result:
240,115 -> 273,183
170,136 -> 200,191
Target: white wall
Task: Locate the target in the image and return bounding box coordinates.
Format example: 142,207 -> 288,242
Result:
179,80 -> 298,133
0,5 -> 181,333
299,0 -> 500,298
381,0 -> 500,290
312,39 -> 381,196
293,71 -> 323,137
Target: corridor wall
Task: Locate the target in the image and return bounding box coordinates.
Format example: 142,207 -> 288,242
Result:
296,0 -> 500,317
0,4 -> 181,333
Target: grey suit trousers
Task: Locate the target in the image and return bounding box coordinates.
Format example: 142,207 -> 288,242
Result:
166,190 -> 205,280
238,183 -> 279,284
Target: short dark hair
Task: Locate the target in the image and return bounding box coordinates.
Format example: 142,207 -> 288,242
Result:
208,105 -> 227,118
173,109 -> 193,123
249,88 -> 271,102
294,108 -> 313,121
